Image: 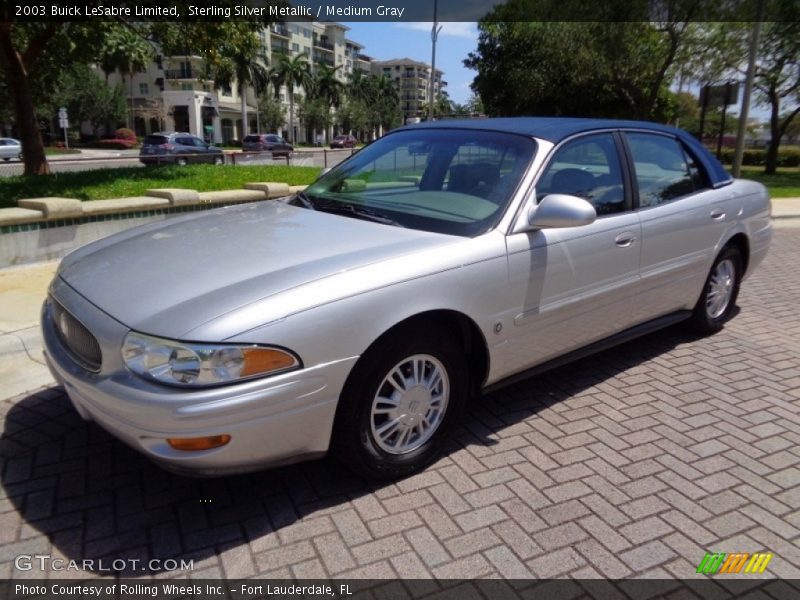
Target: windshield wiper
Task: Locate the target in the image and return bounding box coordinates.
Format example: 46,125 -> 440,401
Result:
291,191 -> 317,210
314,200 -> 405,228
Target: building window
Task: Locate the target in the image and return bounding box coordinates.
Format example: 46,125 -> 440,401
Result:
221,83 -> 231,95
303,47 -> 310,56
181,83 -> 192,91
302,28 -> 311,38
139,83 -> 149,95
292,42 -> 299,52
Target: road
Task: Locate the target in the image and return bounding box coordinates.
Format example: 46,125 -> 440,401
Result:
1,228 -> 798,585
0,148 -> 355,176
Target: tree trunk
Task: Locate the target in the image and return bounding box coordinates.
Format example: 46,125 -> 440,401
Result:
240,84 -> 248,136
288,86 -> 295,143
0,25 -> 50,175
765,89 -> 780,175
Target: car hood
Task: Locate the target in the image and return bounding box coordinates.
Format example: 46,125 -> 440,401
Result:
58,201 -> 455,339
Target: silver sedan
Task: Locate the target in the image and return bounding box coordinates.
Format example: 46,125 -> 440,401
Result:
41,118 -> 772,479
0,137 -> 22,161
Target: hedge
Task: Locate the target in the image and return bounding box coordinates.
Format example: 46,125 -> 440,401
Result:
716,147 -> 800,167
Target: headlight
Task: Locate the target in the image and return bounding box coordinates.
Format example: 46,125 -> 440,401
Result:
122,332 -> 300,387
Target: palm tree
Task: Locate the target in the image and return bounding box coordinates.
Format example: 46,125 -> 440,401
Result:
213,34 -> 270,138
370,74 -> 401,135
347,69 -> 372,104
312,64 -> 345,140
270,53 -> 312,143
99,29 -> 153,131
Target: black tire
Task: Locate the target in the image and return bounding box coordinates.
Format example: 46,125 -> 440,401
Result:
688,246 -> 743,335
332,328 -> 468,480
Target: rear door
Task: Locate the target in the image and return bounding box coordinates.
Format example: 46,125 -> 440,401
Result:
622,131 -> 729,322
503,132 -> 642,373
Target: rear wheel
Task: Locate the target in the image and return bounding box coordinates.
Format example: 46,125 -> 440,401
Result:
688,246 -> 742,334
333,328 -> 468,480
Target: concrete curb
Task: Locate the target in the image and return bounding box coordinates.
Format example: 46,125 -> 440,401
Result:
0,181 -> 300,228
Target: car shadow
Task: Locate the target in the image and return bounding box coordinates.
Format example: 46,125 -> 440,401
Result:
0,324 -> 700,576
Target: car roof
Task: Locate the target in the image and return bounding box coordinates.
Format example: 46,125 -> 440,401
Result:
397,117 -> 732,188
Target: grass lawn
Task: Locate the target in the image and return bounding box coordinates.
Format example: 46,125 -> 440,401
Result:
44,147 -> 81,156
0,164 -> 321,209
736,167 -> 800,198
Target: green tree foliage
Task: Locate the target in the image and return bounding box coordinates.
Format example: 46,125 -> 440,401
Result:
298,96 -> 333,143
463,0 -> 721,121
54,64 -> 127,138
258,93 -> 286,134
0,4 -> 282,174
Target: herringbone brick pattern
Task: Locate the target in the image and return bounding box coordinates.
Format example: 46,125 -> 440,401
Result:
1,230 -> 798,580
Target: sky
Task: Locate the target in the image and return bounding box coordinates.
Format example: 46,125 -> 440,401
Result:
343,22 -> 480,105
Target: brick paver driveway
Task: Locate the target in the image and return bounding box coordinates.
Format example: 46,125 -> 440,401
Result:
1,229 -> 798,582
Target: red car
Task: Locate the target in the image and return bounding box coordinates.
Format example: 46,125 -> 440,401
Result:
330,135 -> 357,149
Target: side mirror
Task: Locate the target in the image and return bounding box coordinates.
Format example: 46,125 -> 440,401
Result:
528,194 -> 596,229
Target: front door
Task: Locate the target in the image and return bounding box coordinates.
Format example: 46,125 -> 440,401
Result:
502,132 -> 642,375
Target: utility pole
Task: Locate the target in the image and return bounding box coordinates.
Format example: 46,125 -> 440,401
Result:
428,0 -> 442,122
733,1 -> 764,178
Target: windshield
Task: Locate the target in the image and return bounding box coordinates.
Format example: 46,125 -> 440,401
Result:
299,128 -> 535,236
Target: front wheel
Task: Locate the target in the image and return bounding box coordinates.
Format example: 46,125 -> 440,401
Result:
332,330 -> 468,480
688,246 -> 742,335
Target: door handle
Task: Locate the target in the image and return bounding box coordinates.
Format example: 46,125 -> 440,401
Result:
710,209 -> 726,220
614,232 -> 636,248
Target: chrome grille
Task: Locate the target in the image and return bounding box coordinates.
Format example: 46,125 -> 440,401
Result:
51,299 -> 102,372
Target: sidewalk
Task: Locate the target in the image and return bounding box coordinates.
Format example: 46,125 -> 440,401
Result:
0,260 -> 58,400
1,199 -> 799,402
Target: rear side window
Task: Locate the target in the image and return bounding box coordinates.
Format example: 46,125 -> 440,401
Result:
243,135 -> 260,143
266,135 -> 281,142
144,135 -> 168,145
625,133 -> 701,208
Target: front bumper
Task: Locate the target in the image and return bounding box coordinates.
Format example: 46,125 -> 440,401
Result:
41,280 -> 357,475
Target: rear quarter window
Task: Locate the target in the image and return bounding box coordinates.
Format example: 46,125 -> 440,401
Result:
143,136 -> 168,145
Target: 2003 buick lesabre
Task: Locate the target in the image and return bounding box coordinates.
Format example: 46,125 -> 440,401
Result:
42,118 -> 772,479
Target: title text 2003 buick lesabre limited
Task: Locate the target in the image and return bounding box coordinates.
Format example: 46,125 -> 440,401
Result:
42,118 -> 772,479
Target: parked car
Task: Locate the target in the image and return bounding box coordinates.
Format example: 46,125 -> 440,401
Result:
43,117 -> 772,479
139,132 -> 223,166
242,133 -> 293,157
330,135 -> 357,149
0,137 -> 22,161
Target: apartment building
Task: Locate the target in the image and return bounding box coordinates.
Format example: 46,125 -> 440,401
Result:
370,58 -> 447,123
100,24 -> 448,143
103,21 -> 361,144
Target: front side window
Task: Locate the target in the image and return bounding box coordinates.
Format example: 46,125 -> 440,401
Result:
538,133 -> 627,215
625,132 -> 699,208
297,129 -> 535,236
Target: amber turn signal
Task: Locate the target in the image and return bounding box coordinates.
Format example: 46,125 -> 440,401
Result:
167,434 -> 231,451
240,347 -> 297,377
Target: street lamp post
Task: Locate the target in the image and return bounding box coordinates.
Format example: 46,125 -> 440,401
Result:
428,0 -> 442,122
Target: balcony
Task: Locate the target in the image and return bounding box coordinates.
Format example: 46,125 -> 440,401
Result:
313,53 -> 335,66
164,69 -> 195,80
313,39 -> 335,52
271,25 -> 290,38
271,44 -> 289,55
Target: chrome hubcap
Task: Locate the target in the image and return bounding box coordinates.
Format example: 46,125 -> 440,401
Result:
370,354 -> 449,455
706,259 -> 735,319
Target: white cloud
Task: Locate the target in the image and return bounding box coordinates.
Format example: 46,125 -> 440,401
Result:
395,22 -> 477,39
